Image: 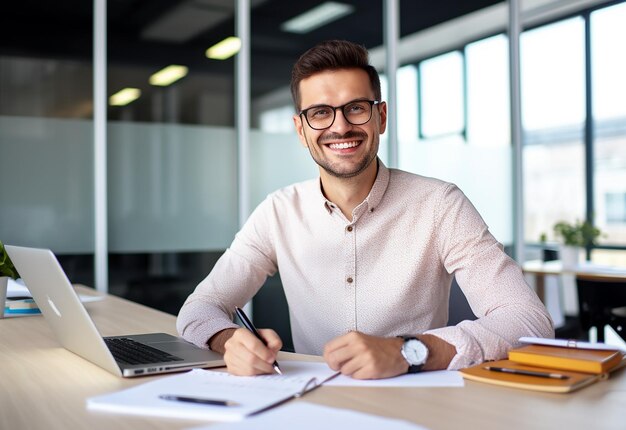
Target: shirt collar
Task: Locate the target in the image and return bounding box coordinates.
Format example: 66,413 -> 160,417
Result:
317,158 -> 390,215
366,158 -> 389,212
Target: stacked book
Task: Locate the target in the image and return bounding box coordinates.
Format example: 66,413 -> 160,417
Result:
461,337 -> 626,393
4,298 -> 41,316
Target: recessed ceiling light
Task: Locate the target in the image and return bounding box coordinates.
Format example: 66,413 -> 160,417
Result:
109,88 -> 141,106
149,65 -> 189,87
206,37 -> 242,60
281,2 -> 354,34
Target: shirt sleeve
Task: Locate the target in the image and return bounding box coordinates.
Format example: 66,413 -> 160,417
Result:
176,196 -> 278,349
424,184 -> 554,369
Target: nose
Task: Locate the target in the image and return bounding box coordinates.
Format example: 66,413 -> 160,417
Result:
328,107 -> 353,133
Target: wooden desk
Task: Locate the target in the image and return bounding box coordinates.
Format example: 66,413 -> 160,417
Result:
2,287 -> 625,430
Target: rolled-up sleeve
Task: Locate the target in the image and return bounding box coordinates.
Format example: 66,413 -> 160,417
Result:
176,198 -> 278,349
424,184 -> 554,369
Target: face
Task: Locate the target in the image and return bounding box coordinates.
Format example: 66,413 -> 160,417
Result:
293,68 -> 387,180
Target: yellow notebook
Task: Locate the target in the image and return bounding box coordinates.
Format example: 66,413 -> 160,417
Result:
460,360 -> 602,393
508,344 -> 623,374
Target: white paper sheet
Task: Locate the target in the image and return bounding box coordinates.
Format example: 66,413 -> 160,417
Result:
87,363 -> 339,422
6,278 -> 29,298
519,336 -> 626,352
5,277 -> 104,317
7,278 -> 102,301
188,402 -> 430,430
280,361 -> 464,387
324,369 -> 464,387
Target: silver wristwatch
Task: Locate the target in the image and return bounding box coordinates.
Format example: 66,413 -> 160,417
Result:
400,336 -> 429,373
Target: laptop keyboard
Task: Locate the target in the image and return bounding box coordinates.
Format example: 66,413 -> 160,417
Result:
104,337 -> 184,365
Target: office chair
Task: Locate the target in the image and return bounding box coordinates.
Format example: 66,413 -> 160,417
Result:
576,274 -> 626,342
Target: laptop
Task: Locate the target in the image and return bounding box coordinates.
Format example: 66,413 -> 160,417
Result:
6,245 -> 224,377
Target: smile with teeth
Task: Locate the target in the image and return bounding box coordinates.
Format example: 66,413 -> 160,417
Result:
327,141 -> 360,150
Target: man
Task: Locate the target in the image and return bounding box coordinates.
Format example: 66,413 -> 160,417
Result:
177,40 -> 553,379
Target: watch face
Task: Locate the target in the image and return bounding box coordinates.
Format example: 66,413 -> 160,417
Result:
403,339 -> 428,365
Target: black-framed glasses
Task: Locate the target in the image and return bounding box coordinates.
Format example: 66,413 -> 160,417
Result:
299,99 -> 381,130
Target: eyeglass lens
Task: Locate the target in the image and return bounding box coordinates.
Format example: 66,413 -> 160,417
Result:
305,100 -> 374,130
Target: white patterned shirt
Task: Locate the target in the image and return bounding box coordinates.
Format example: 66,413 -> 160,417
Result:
177,161 -> 553,369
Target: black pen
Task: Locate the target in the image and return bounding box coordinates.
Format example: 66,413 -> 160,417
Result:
485,366 -> 570,380
234,306 -> 283,375
159,394 -> 240,407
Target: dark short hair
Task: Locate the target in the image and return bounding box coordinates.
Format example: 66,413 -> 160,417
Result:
290,40 -> 381,111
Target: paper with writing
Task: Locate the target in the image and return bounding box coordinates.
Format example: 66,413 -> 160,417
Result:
87,361 -> 339,421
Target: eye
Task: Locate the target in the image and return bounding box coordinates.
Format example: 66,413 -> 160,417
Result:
308,106 -> 332,119
345,102 -> 367,114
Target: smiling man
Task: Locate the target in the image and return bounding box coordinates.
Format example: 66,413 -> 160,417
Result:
177,40 -> 553,379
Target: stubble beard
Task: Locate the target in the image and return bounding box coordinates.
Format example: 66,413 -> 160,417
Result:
306,130 -> 378,179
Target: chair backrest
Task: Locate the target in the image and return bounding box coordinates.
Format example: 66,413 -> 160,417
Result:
447,277 -> 477,326
575,274 -> 626,341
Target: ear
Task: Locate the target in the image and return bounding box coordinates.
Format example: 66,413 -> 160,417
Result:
293,114 -> 309,148
378,101 -> 388,134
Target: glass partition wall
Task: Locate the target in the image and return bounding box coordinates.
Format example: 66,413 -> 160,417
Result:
0,1 -> 96,286
3,0 -> 625,325
105,1 -> 238,313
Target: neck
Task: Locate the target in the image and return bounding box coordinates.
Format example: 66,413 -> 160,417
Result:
320,159 -> 378,220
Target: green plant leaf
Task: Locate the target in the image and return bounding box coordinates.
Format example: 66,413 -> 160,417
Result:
553,220 -> 603,247
0,240 -> 20,279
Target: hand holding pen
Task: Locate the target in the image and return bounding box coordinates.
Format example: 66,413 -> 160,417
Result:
234,306 -> 283,375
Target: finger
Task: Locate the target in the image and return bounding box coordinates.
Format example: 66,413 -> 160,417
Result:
232,328 -> 281,367
324,342 -> 361,372
323,331 -> 354,356
233,329 -> 275,362
224,336 -> 276,375
324,346 -> 348,370
230,348 -> 275,375
335,355 -> 365,378
257,329 -> 283,354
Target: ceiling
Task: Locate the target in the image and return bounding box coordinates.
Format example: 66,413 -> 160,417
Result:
1,0 -> 503,122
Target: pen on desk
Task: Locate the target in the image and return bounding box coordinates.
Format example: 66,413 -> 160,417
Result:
485,366 -> 570,380
159,395 -> 239,407
234,306 -> 283,375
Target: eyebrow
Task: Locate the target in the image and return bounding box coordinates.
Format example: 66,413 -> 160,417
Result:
301,97 -> 372,111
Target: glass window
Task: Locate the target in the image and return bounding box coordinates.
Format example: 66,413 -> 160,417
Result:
591,2 -> 626,246
466,34 -> 510,147
397,65 -> 419,143
521,18 -> 586,243
401,45 -> 512,246
605,193 -> 626,224
419,51 -> 465,138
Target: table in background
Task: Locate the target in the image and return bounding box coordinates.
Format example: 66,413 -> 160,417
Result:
1,286 -> 625,430
523,260 -> 626,304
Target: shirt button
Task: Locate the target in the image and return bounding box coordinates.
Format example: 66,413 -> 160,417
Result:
346,226 -> 353,232
347,277 -> 353,283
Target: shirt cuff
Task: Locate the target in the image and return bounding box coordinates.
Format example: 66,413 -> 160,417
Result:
423,324 -> 484,370
177,315 -> 239,350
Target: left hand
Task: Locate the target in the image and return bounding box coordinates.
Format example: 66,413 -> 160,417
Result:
323,331 -> 407,379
